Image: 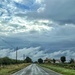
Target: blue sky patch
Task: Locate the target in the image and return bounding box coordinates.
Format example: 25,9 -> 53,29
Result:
14,2 -> 30,10
0,0 -> 75,61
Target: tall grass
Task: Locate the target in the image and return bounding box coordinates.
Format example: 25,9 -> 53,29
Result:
40,64 -> 75,75
0,63 -> 30,75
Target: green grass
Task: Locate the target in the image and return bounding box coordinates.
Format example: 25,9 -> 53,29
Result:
0,63 -> 30,75
40,64 -> 75,75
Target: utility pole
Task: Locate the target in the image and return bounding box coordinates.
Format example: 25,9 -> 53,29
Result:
16,47 -> 18,64
23,54 -> 25,60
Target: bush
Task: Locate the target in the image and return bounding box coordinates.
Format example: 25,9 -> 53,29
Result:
0,57 -> 24,65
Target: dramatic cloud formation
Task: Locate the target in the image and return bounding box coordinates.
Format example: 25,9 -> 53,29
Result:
0,0 -> 75,61
0,47 -> 75,61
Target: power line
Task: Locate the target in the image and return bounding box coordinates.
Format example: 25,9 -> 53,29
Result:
0,36 -> 16,57
0,36 -> 14,49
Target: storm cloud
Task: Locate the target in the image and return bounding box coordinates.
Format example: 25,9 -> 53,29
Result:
0,0 -> 75,60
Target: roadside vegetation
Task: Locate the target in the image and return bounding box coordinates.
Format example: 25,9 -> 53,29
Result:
40,64 -> 75,75
0,56 -> 32,65
0,55 -> 75,75
0,63 -> 30,75
38,56 -> 75,75
0,56 -> 32,75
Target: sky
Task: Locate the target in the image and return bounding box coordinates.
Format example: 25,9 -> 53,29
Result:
0,0 -> 75,61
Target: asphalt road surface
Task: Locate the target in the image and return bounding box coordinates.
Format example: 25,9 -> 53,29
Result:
12,64 -> 62,75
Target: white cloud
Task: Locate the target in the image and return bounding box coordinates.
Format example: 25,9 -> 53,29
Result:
0,0 -> 75,61
0,16 -> 54,35
37,6 -> 45,13
0,47 -> 75,61
48,50 -> 75,60
35,0 -> 44,4
0,49 -> 12,57
14,0 -> 23,3
0,47 -> 44,61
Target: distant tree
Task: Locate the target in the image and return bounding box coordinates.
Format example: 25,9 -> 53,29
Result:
25,57 -> 32,63
53,59 -> 56,63
0,57 -> 24,65
38,58 -> 43,63
1,57 -> 11,65
69,58 -> 74,64
60,56 -> 66,63
34,61 -> 38,63
0,58 -> 3,65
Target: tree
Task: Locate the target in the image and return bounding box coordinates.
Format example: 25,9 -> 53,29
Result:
1,57 -> 12,65
0,57 -> 24,65
53,59 -> 56,63
60,56 -> 66,63
69,58 -> 74,64
25,57 -> 32,63
38,58 -> 43,63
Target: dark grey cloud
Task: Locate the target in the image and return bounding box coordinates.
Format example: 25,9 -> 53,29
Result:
23,0 -> 75,24
0,24 -> 75,51
0,0 -> 75,60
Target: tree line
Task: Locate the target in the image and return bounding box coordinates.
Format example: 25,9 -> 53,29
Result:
38,56 -> 75,64
0,56 -> 74,66
0,56 -> 32,66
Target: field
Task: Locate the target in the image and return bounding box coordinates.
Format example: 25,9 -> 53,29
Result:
0,63 -> 30,75
40,64 -> 75,75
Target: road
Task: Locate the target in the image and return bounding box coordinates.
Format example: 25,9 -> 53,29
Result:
12,64 -> 62,75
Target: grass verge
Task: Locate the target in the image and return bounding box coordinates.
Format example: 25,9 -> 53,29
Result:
0,63 -> 30,75
40,64 -> 75,75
